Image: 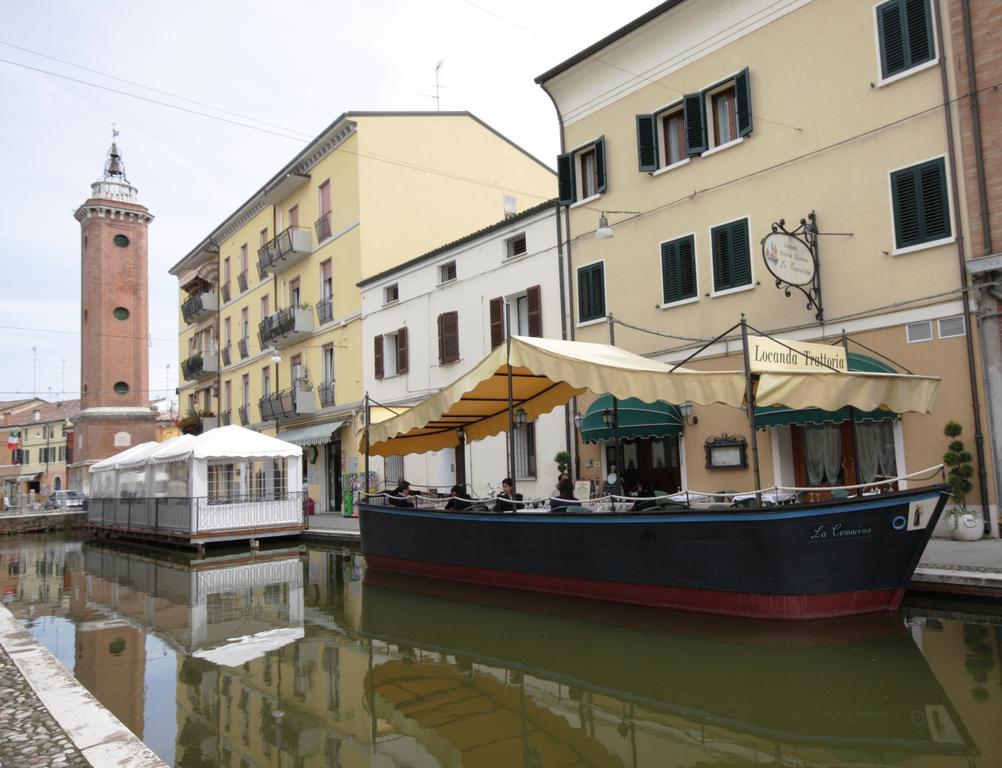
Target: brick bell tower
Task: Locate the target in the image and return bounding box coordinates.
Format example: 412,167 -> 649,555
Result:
70,133 -> 157,491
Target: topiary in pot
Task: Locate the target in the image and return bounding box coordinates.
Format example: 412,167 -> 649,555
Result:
943,421 -> 980,540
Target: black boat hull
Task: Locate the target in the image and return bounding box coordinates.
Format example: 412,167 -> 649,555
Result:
359,486 -> 948,619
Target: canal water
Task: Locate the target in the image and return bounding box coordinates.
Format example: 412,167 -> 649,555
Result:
1,534 -> 1000,768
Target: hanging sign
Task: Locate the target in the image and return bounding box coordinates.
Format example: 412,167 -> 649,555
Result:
762,232 -> 815,286
761,211 -> 824,322
749,336 -> 847,373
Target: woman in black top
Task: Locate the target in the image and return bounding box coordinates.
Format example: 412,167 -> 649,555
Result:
549,478 -> 579,513
444,484 -> 473,511
495,478 -> 523,513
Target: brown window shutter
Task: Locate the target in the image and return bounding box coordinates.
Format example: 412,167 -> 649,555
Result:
437,314 -> 445,364
397,327 -> 409,374
374,336 -> 384,379
441,311 -> 459,363
526,285 -> 542,338
489,297 -> 504,348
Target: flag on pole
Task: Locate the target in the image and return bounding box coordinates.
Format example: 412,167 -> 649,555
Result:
6,431 -> 19,450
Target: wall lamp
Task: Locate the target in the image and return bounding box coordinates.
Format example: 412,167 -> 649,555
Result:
573,413 -> 584,431
514,407 -> 528,427
679,401 -> 699,426
601,408 -> 617,428
270,348 -> 283,364
595,210 -> 642,239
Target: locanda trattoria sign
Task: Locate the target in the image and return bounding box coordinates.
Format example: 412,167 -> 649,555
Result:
748,336 -> 847,373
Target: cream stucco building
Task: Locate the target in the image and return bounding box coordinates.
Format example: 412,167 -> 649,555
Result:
537,0 -> 998,533
169,112 -> 555,513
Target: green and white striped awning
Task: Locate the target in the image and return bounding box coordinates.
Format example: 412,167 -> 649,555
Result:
581,395 -> 683,443
278,420 -> 346,447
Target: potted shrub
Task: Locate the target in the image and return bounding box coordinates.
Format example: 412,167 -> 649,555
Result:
943,421 -> 981,541
554,451 -> 571,476
179,411 -> 203,435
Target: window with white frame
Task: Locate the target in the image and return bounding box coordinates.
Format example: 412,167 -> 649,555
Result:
439,261 -> 457,283
207,458 -> 287,504
383,455 -> 404,486
514,421 -> 537,479
557,137 -> 607,205
876,0 -> 935,81
384,284 -> 399,304
505,233 -> 527,259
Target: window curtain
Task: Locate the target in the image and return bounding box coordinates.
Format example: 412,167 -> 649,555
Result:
804,424 -> 842,485
856,421 -> 898,482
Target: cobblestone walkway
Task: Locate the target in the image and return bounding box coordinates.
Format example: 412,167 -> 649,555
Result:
0,644 -> 89,768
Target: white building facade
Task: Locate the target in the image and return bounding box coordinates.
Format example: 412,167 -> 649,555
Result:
359,200 -> 568,499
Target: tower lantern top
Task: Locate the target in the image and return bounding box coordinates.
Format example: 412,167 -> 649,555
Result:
90,127 -> 139,204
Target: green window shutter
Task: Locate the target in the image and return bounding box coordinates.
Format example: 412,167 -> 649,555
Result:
557,152 -> 575,205
877,0 -> 906,78
661,236 -> 697,304
594,136 -> 608,194
892,158 -> 948,249
735,68 -> 753,137
919,158 -> 950,240
904,0 -> 933,66
711,220 -> 751,291
683,93 -> 707,156
892,167 -> 921,248
636,115 -> 658,171
729,220 -> 752,288
578,264 -> 605,321
878,0 -> 933,78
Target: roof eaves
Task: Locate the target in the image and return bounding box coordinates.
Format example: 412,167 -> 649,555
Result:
534,0 -> 688,85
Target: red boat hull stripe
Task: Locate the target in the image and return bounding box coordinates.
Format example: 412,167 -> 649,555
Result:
364,554 -> 907,620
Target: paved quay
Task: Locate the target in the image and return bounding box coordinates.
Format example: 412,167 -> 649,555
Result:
0,606 -> 166,768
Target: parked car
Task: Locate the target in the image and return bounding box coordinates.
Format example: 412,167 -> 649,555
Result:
46,490 -> 88,511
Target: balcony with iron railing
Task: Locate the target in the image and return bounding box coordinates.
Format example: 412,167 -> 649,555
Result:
238,337 -> 249,359
238,404 -> 250,425
221,344 -> 232,367
258,306 -> 315,350
181,350 -> 219,382
237,270 -> 249,293
181,291 -> 219,325
316,296 -> 333,325
220,409 -> 231,426
314,211 -> 332,243
259,383 -> 316,421
220,282 -> 231,303
318,380 -> 335,408
257,226 -> 313,275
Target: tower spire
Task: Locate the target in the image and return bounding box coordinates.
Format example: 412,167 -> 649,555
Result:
104,124 -> 127,182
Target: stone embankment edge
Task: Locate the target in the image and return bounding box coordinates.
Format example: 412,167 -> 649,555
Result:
0,605 -> 166,768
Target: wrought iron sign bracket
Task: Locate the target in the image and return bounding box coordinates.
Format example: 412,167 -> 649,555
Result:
762,211 -> 824,323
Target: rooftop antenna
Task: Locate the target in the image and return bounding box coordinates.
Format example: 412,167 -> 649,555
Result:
415,59 -> 445,111
61,358 -> 66,401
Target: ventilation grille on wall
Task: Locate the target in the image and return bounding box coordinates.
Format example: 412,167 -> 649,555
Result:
938,315 -> 966,338
906,320 -> 933,343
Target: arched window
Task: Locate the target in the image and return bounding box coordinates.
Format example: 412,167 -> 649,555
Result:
53,476 -> 62,491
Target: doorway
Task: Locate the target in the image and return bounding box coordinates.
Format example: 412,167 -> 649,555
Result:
327,440 -> 342,512
605,437 -> 681,493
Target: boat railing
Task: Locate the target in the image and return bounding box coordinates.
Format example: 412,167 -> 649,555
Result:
359,464 -> 945,514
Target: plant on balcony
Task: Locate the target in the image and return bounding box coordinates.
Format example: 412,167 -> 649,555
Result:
181,353 -> 204,380
179,411 -> 204,435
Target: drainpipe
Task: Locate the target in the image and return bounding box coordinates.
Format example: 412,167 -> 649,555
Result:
961,0 -> 993,255
540,83 -> 579,478
933,0 -> 992,533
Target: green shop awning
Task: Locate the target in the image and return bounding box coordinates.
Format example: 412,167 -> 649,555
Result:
754,353 -> 898,428
581,395 -> 682,443
277,420 -> 346,447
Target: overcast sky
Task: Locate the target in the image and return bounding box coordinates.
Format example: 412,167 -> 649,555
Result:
0,0 -> 656,409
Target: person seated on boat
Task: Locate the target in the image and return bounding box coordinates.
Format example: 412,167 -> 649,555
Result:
386,480 -> 416,508
630,478 -> 656,512
494,478 -> 523,513
549,478 -> 579,513
444,484 -> 474,511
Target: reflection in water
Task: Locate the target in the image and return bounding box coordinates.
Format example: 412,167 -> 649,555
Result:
0,535 -> 997,767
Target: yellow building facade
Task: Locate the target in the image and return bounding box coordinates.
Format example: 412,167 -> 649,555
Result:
170,112 -> 555,513
538,0 -> 997,531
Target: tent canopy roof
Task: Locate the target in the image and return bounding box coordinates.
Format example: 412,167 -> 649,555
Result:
151,425 -> 302,464
364,336 -> 941,458
90,441 -> 158,472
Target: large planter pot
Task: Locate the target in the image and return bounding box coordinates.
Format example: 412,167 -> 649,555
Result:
950,512 -> 983,541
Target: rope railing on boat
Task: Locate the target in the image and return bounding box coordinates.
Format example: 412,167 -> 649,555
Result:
359,464 -> 946,510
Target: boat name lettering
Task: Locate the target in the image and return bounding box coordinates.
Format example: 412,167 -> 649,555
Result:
810,522 -> 873,540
